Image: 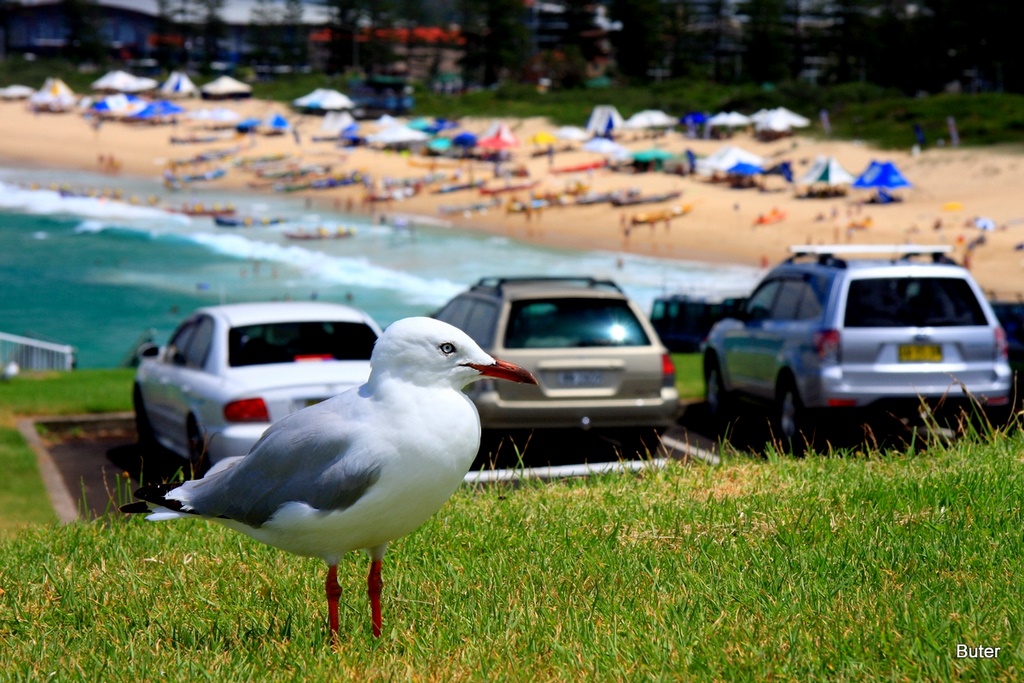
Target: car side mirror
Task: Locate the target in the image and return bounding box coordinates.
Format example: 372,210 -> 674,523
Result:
137,343 -> 160,360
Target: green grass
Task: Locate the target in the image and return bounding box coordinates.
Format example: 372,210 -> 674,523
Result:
2,435 -> 1024,679
0,369 -> 134,532
672,353 -> 703,401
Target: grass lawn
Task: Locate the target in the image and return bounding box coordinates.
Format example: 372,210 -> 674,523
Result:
2,434 -> 1023,679
2,368 -> 1024,678
0,369 -> 135,533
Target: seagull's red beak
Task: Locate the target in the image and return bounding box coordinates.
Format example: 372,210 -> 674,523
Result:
465,359 -> 538,385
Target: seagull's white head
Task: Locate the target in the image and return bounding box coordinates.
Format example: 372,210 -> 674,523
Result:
370,317 -> 537,390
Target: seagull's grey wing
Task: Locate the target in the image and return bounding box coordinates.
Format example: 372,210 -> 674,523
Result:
172,400 -> 384,527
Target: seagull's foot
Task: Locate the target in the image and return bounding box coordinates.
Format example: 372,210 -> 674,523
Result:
368,560 -> 384,638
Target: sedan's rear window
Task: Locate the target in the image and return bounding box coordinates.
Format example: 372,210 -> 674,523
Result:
504,299 -> 650,349
844,277 -> 988,328
229,321 -> 377,367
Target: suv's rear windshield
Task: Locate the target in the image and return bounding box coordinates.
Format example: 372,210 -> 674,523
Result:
505,299 -> 650,348
229,321 -> 377,366
844,277 -> 988,328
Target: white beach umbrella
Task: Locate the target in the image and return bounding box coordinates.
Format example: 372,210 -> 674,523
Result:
555,125 -> 589,142
623,110 -> 677,130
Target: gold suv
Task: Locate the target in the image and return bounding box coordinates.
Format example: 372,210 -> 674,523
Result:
433,277 -> 681,433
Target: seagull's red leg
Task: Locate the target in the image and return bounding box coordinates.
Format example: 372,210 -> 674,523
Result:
367,559 -> 384,638
325,564 -> 341,639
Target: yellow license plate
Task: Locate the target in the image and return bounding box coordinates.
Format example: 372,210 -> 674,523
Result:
898,344 -> 942,362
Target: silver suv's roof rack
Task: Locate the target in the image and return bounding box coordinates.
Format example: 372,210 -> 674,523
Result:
788,244 -> 952,256
786,244 -> 957,267
473,277 -> 624,293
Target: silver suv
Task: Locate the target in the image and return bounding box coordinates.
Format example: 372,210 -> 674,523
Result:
433,277 -> 680,434
703,245 -> 1012,449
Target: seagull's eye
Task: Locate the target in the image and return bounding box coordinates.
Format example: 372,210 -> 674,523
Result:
439,342 -> 457,356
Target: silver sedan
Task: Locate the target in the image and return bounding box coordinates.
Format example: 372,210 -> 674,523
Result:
134,301 -> 382,472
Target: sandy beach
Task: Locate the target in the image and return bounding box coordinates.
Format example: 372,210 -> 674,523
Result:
3,96 -> 1024,299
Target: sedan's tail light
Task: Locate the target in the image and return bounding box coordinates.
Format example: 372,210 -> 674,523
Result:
995,327 -> 1009,361
814,329 -> 841,364
224,397 -> 270,422
661,353 -> 677,388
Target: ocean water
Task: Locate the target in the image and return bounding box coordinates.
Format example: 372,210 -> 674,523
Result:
0,166 -> 761,368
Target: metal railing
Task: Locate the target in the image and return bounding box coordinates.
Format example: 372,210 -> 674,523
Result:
0,332 -> 76,371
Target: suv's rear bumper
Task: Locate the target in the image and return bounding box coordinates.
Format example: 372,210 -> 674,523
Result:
805,366 -> 1013,409
472,388 -> 682,429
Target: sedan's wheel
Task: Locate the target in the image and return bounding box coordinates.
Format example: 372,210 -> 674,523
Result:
775,379 -> 806,455
185,417 -> 209,478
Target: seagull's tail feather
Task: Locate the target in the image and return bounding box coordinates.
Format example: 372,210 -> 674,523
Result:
120,482 -> 199,520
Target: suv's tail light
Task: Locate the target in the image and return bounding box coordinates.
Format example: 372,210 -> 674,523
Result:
224,398 -> 270,422
814,329 -> 841,363
995,326 -> 1009,361
661,353 -> 676,387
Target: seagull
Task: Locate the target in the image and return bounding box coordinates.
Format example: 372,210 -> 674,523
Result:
121,316 -> 537,640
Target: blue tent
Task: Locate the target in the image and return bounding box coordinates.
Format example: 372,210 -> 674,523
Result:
264,113 -> 290,131
727,162 -> 763,176
681,112 -> 707,126
452,132 -> 478,148
236,117 -> 262,132
853,160 -> 911,190
135,100 -> 185,118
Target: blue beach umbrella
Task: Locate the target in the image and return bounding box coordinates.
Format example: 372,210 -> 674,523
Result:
727,161 -> 763,176
452,132 -> 478,148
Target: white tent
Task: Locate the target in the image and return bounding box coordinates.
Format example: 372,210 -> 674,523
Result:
28,77 -> 77,111
707,111 -> 752,128
91,70 -> 158,93
796,155 -> 855,187
293,88 -> 355,111
696,145 -> 766,174
200,75 -> 252,99
321,110 -> 356,134
188,107 -> 241,124
366,124 -> 429,146
585,105 -> 624,136
0,84 -> 34,100
160,71 -> 199,99
623,110 -> 677,130
755,107 -> 811,133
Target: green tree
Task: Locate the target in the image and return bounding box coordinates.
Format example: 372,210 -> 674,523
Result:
249,0 -> 280,66
457,0 -> 527,86
608,0 -> 664,81
282,0 -> 306,66
742,0 -> 789,84
61,0 -> 105,64
194,0 -> 226,65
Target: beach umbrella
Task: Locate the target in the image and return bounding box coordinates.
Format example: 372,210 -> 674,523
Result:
91,70 -> 158,93
129,99 -> 185,120
321,110 -> 356,134
555,126 -> 589,142
427,118 -> 459,134
0,84 -> 35,100
707,111 -> 751,128
852,160 -> 912,190
631,148 -> 677,163
530,131 -> 558,146
428,137 -> 453,152
623,110 -> 677,130
582,137 -> 630,159
201,75 -> 252,99
452,132 -> 478,148
477,123 -> 519,150
236,117 -> 262,132
407,117 -> 433,131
